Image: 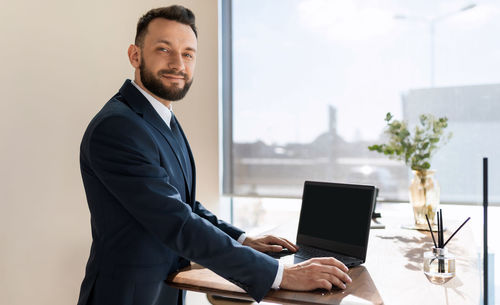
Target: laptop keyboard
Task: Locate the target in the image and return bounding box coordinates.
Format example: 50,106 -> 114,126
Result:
295,245 -> 360,266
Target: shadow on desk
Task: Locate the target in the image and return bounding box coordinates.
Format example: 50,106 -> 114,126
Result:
167,263 -> 383,305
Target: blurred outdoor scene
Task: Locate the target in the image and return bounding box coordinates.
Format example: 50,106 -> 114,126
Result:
230,0 -> 500,204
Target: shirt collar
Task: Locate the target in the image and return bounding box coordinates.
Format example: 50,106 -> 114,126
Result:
131,80 -> 172,128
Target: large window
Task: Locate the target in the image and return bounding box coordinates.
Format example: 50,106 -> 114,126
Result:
222,0 -> 500,203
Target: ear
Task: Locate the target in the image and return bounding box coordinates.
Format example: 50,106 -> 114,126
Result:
127,44 -> 141,69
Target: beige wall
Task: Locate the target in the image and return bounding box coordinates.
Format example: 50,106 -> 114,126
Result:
0,1 -> 219,304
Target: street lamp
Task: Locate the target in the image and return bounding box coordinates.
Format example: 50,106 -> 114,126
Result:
395,3 -> 477,87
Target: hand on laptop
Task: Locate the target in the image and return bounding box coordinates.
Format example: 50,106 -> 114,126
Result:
243,235 -> 299,253
281,257 -> 352,290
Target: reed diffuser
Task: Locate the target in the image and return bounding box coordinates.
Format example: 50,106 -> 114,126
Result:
423,210 -> 470,284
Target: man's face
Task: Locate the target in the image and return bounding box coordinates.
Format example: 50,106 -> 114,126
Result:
136,18 -> 197,102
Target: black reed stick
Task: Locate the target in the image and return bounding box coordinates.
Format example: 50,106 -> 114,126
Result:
436,211 -> 439,248
438,209 -> 445,273
425,214 -> 437,248
442,217 -> 471,248
437,211 -> 441,247
439,209 -> 444,248
483,157 -> 488,305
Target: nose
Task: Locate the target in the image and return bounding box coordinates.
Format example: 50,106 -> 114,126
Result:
168,52 -> 185,72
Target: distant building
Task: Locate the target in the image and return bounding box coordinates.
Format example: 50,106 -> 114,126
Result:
233,84 -> 500,203
402,83 -> 500,203
233,105 -> 407,199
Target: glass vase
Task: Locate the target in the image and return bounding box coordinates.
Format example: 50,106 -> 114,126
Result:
409,170 -> 440,227
423,247 -> 456,284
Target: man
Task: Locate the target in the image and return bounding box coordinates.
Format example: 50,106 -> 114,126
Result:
77,5 -> 351,305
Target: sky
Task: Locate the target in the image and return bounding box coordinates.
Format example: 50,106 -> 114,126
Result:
231,0 -> 500,144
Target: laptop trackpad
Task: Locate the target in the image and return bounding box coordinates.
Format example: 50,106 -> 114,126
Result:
293,255 -> 307,263
293,255 -> 360,267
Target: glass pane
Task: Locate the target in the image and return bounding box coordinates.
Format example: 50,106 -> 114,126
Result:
231,0 -> 500,203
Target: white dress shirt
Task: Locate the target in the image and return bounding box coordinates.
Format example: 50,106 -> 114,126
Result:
131,80 -> 284,289
132,81 -> 173,128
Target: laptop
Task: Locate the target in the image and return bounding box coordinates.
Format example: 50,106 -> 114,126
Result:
275,181 -> 376,267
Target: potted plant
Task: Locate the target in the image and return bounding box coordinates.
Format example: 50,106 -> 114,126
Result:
368,113 -> 452,227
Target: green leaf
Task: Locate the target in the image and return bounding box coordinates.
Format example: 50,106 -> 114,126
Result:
367,112 -> 451,169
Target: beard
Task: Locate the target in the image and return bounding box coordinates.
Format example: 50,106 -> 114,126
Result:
139,57 -> 193,101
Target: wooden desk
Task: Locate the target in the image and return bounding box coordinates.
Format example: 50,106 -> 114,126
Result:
364,204 -> 481,305
167,204 -> 481,305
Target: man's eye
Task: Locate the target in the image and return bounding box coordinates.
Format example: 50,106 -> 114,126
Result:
159,48 -> 169,53
183,53 -> 193,59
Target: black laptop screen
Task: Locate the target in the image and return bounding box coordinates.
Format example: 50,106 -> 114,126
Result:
298,182 -> 375,248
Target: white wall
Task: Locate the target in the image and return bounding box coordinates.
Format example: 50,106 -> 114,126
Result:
0,1 -> 219,304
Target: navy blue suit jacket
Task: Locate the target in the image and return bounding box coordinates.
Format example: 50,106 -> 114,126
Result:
77,80 -> 278,305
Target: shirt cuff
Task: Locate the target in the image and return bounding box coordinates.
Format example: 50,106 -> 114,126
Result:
271,262 -> 284,289
236,233 -> 247,244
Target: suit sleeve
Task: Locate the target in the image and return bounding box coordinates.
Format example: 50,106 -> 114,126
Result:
83,114 -> 278,302
192,201 -> 244,240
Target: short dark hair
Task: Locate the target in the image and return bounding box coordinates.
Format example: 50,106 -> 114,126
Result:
135,5 -> 197,47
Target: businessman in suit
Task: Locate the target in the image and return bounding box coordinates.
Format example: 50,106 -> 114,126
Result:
77,5 -> 351,305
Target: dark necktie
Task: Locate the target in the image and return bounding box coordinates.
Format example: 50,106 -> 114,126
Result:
169,114 -> 193,192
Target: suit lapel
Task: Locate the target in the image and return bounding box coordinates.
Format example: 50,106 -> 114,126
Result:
171,115 -> 196,200
118,80 -> 193,196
